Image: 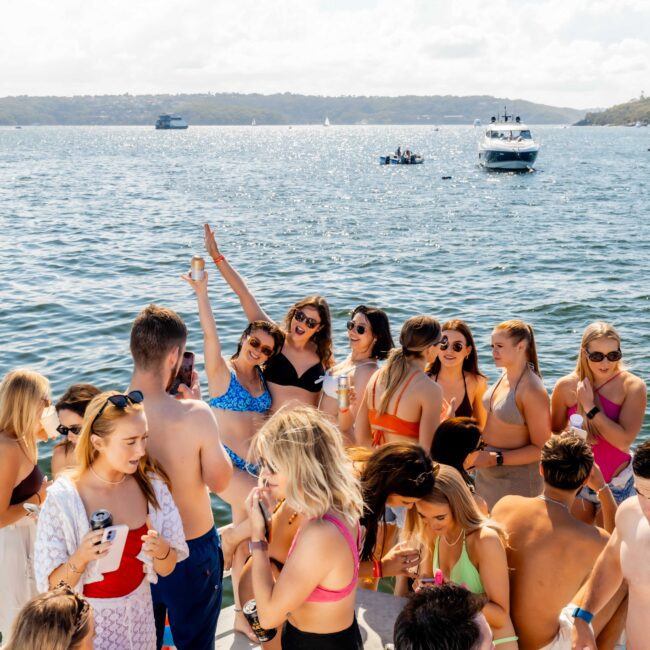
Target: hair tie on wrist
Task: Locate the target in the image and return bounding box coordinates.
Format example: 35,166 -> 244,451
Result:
373,559 -> 383,578
212,254 -> 225,264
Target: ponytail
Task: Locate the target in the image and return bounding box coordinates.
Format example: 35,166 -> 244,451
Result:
495,320 -> 542,378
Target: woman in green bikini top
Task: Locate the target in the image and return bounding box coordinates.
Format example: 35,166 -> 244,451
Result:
402,465 -> 519,649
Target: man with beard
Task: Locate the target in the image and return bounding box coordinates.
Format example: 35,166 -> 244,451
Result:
129,304 -> 232,650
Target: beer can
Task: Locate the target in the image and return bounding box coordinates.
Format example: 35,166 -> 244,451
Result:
90,509 -> 113,531
242,599 -> 277,642
191,255 -> 205,281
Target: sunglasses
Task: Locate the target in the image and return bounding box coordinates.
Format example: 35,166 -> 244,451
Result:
57,424 -> 82,437
346,320 -> 368,335
294,310 -> 320,330
248,336 -> 274,357
439,338 -> 465,353
585,349 -> 622,363
91,391 -> 144,430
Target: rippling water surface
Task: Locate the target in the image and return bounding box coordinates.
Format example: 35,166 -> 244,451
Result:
1,124 -> 649,601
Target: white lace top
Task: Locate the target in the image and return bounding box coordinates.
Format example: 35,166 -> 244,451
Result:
34,474 -> 189,593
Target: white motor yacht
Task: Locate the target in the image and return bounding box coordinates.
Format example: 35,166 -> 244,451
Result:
478,109 -> 539,170
155,114 -> 189,129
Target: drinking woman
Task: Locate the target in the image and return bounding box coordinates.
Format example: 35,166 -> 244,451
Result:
34,391 -> 188,650
551,322 -> 646,523
204,223 -> 334,408
472,320 -> 551,509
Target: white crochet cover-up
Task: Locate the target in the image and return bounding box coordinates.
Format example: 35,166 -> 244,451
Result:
34,474 -> 189,650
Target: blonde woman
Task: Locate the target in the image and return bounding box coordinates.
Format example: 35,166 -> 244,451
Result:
34,391 -> 189,650
0,368 -> 51,640
472,320 -> 551,508
245,406 -> 364,649
355,315 -> 443,451
4,583 -> 94,650
402,464 -> 518,649
551,322 -> 646,523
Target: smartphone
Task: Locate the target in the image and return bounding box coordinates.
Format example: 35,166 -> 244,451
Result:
23,502 -> 40,517
259,500 -> 272,543
95,524 -> 129,574
169,351 -> 195,395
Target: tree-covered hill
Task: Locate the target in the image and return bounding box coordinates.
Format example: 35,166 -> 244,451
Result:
575,97 -> 650,126
0,93 -> 583,126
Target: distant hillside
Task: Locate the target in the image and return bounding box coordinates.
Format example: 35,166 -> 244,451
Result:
575,97 -> 650,126
0,93 -> 583,126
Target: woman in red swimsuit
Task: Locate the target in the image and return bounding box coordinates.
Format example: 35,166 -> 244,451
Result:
551,322 -> 647,525
355,315 -> 443,451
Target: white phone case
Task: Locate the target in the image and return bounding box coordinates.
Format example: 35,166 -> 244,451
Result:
95,524 -> 130,574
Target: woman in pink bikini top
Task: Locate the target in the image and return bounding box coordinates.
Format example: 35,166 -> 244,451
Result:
551,322 -> 647,525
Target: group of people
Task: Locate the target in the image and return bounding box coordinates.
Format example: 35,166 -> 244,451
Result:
0,222 -> 648,650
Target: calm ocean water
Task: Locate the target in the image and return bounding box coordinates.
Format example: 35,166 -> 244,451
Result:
1,124 -> 649,602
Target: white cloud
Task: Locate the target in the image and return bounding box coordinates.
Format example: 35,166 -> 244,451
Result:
0,0 -> 648,107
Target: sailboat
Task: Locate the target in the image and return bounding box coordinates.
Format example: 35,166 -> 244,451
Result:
324,117 -> 330,127
251,118 -> 256,126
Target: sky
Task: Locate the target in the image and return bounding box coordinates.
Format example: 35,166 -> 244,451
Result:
1,0 -> 649,109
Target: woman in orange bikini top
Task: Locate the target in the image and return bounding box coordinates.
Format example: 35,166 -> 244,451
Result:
356,315 -> 443,451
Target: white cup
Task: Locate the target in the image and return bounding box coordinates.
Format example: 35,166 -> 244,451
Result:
41,405 -> 60,439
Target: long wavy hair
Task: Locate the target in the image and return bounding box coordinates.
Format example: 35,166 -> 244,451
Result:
377,315 -> 441,416
54,383 -> 101,455
350,305 -> 394,361
253,406 -> 363,526
0,369 -> 50,464
284,296 -> 334,369
359,442 -> 436,561
231,320 -> 285,369
74,391 -> 170,509
494,319 -> 541,378
427,320 -> 486,378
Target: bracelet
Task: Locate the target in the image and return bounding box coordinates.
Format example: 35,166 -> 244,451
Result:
67,560 -> 83,574
372,559 -> 383,578
212,254 -> 225,264
155,545 -> 171,561
572,607 -> 594,625
596,485 -> 610,495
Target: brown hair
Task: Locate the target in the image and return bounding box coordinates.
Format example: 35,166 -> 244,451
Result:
130,304 -> 187,371
541,433 -> 594,491
284,296 -> 334,369
231,320 -> 285,368
377,315 -> 441,416
427,319 -> 486,378
54,383 -> 102,455
4,583 -> 92,650
494,319 -> 541,377
74,391 -> 170,509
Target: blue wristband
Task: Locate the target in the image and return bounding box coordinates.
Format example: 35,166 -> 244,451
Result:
572,607 -> 594,625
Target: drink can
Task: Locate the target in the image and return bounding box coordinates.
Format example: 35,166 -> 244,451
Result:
337,375 -> 350,411
191,255 -> 205,281
90,509 -> 113,531
242,599 -> 277,642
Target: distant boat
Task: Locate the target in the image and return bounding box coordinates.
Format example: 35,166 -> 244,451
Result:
155,114 -> 188,130
251,118 -> 256,126
380,151 -> 424,165
324,117 -> 330,127
473,118 -> 482,127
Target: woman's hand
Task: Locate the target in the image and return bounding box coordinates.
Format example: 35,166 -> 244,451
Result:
141,518 -> 171,560
71,529 -> 112,569
204,223 -> 221,260
466,449 -> 493,470
37,475 -> 51,504
381,542 -> 422,577
577,378 -> 595,412
245,487 -> 271,542
176,370 -> 202,401
441,397 -> 457,421
181,271 -> 209,295
586,462 -> 606,492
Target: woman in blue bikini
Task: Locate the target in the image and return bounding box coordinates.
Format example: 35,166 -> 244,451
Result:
182,269 -> 284,640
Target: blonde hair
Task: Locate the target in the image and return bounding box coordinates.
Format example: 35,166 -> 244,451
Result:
403,464 -> 507,546
494,320 -> 541,377
253,406 -> 363,526
0,368 -> 50,463
74,391 -> 169,509
378,315 -> 441,415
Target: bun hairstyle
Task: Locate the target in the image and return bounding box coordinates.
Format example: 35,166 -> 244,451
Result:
284,296 -> 334,369
377,315 -> 441,416
350,305 -> 395,361
427,319 -> 486,378
494,319 -> 541,377
231,320 -> 285,368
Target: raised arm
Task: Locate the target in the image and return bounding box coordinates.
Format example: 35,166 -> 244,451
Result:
204,223 -> 271,323
181,271 -> 230,397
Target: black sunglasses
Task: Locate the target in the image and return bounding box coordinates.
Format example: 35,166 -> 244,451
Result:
439,337 -> 465,353
294,310 -> 320,330
248,336 -> 274,357
56,424 -> 82,437
91,391 -> 144,430
346,320 -> 367,335
585,349 -> 622,363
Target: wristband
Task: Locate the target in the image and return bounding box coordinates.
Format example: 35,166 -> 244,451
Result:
67,560 -> 83,574
572,607 -> 594,625
495,451 -> 504,467
155,545 -> 171,561
212,254 -> 225,264
249,540 -> 269,553
586,406 -> 600,420
372,559 -> 383,578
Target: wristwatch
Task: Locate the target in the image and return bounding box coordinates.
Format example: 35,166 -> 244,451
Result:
586,406 -> 600,420
572,607 -> 594,625
495,451 -> 504,467
249,540 -> 268,553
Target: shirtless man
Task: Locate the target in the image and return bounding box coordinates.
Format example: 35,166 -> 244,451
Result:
572,439 -> 650,650
129,305 -> 233,650
492,434 -> 624,650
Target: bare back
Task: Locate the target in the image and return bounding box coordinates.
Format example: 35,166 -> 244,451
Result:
492,495 -> 608,650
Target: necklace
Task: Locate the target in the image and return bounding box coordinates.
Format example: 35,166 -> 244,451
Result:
537,494 -> 569,511
89,464 -> 126,485
443,528 -> 464,546
272,498 -> 298,525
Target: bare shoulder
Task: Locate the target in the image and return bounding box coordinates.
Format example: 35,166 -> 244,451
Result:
553,373 -> 578,393
471,374 -> 489,391
173,398 -> 220,440
417,373 -> 442,397
491,494 -> 526,519
354,363 -> 377,386
297,518 -> 347,550
623,371 -> 647,394
615,496 -> 642,531
0,436 -> 21,464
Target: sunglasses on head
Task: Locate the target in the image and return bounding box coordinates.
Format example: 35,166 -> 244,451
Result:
57,424 -> 82,437
346,320 -> 368,335
585,349 -> 622,363
439,337 -> 465,353
91,391 -> 144,430
294,310 -> 320,330
248,336 -> 274,357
